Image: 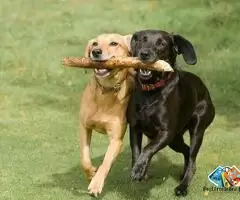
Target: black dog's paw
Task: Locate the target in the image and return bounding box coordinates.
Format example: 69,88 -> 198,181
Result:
131,158 -> 148,181
174,185 -> 188,197
131,163 -> 145,181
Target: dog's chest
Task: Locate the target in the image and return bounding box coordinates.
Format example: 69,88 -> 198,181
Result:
86,107 -> 126,134
135,111 -> 160,136
132,94 -> 164,135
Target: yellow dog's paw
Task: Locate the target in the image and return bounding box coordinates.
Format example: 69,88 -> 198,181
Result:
84,166 -> 97,182
87,174 -> 105,197
88,166 -> 97,181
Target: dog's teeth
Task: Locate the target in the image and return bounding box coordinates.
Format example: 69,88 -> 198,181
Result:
140,69 -> 151,76
95,69 -> 108,73
146,71 -> 151,75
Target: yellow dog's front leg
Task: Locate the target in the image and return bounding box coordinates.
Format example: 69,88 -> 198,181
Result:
88,136 -> 123,197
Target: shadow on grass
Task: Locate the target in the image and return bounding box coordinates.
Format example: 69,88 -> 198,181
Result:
39,148 -> 183,199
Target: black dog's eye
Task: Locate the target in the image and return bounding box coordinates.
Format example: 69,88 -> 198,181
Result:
143,36 -> 148,42
156,39 -> 165,47
132,35 -> 138,41
109,41 -> 118,46
92,42 -> 98,46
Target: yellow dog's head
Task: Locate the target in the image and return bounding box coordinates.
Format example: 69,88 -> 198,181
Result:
85,33 -> 132,78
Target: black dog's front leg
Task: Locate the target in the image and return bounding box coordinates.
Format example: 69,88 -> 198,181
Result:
131,131 -> 170,181
129,126 -> 143,167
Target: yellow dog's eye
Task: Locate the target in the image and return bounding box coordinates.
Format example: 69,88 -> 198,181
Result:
109,41 -> 118,46
92,42 -> 98,46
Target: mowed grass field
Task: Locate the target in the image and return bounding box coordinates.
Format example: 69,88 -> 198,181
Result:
1,0 -> 240,199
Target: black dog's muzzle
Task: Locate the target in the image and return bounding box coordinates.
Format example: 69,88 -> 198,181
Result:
138,48 -> 157,63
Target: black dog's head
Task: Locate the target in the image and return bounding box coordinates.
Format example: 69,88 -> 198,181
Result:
130,30 -> 197,81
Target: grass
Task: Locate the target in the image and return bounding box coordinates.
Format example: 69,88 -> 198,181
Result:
1,0 -> 240,199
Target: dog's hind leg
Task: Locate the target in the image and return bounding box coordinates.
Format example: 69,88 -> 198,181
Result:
174,101 -> 214,196
168,135 -> 190,180
79,123 -> 96,182
174,116 -> 205,196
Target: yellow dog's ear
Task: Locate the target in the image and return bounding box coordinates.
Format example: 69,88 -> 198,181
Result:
124,34 -> 132,54
84,39 -> 94,74
84,39 -> 94,57
124,35 -> 135,76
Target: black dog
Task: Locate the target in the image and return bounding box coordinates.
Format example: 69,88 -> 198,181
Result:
127,30 -> 215,196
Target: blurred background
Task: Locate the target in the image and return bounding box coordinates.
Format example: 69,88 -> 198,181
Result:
1,0 -> 240,199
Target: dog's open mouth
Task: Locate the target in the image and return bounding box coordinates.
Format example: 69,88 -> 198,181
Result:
94,68 -> 112,77
139,69 -> 152,80
91,55 -> 114,77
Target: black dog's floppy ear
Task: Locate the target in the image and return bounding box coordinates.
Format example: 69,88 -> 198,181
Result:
173,34 -> 197,65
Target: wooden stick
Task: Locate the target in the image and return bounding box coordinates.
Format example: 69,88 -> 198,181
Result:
63,57 -> 173,72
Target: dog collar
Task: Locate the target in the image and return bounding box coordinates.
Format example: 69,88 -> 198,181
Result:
95,75 -> 127,94
138,72 -> 172,91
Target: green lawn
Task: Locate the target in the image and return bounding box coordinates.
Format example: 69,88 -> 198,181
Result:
1,0 -> 240,199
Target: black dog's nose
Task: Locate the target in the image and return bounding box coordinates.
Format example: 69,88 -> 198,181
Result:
92,49 -> 102,57
139,50 -> 150,60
